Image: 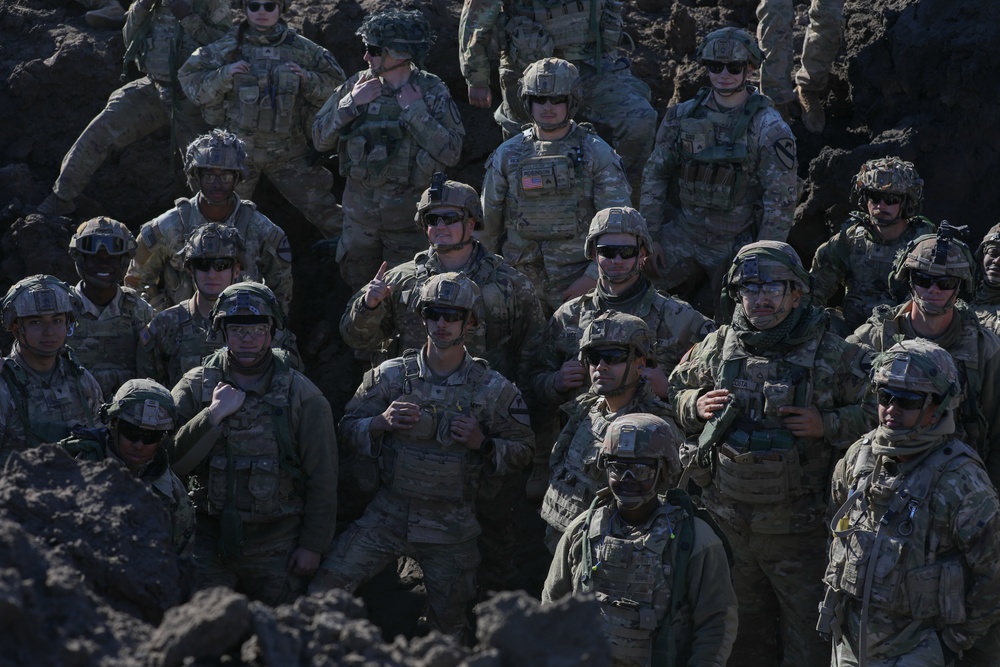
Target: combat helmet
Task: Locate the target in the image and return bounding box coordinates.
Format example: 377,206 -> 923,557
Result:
518,58 -> 583,130
852,157 -> 924,219
184,130 -> 249,191
1,274 -> 80,332
598,413 -> 683,508
580,310 -> 656,367
726,241 -> 810,293
357,9 -> 434,65
68,216 -> 137,286
211,281 -> 287,332
415,172 -> 483,230
102,378 -> 177,431
182,223 -> 247,268
584,207 -> 654,260
889,223 -> 977,308
418,272 -> 484,322
695,27 -> 764,68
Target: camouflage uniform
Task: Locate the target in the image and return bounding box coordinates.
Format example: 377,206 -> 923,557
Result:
170,284 -> 338,606
821,341 -> 1000,666
46,0 -> 231,205
178,20 -> 345,238
640,30 -> 797,314
974,222 -> 1000,335
458,0 -> 656,190
668,243 -> 873,667
126,195 -> 293,313
542,414 -> 738,667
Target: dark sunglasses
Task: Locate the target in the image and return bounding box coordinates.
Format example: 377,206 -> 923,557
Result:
704,61 -> 747,75
200,171 -> 237,185
595,245 -> 641,260
876,387 -> 926,411
78,235 -> 127,255
864,191 -> 902,206
420,306 -> 467,323
190,258 -> 236,272
116,420 -> 168,445
584,347 -> 631,366
910,271 -> 961,291
528,95 -> 569,106
607,459 -> 659,482
246,1 -> 277,11
365,43 -> 384,57
424,212 -> 466,228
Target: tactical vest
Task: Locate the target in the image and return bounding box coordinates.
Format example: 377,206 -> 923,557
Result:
168,305 -> 222,387
70,291 -> 143,398
378,351 -> 492,502
713,327 -> 826,504
510,0 -> 622,64
198,350 -> 303,523
0,353 -> 96,448
676,89 -> 769,214
826,441 -> 975,625
139,6 -> 181,83
230,39 -> 301,135
508,125 -> 592,241
976,303 -> 1000,335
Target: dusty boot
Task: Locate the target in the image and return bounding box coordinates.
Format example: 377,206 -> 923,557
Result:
796,86 -> 826,134
85,0 -> 125,30
524,456 -> 550,502
37,192 -> 76,216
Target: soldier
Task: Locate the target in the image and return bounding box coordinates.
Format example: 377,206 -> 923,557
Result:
458,0 -> 657,192
38,0 -> 232,216
848,228 -> 1000,485
810,157 -> 935,336
60,379 -> 195,558
668,241 -> 872,667
142,223 -> 300,387
974,222 -> 1000,334
312,9 -> 465,292
0,275 -> 103,466
340,174 -> 544,382
310,273 -> 534,639
170,282 -> 337,606
540,312 -> 676,551
526,206 -> 713,499
126,130 -> 293,314
178,0 -> 346,239
481,59 -> 633,314
641,28 -> 798,319
542,414 -> 738,667
820,340 -> 1000,667
756,0 -> 844,133
67,217 -> 155,398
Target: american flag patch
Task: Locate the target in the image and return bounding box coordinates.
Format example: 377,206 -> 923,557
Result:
522,175 -> 543,190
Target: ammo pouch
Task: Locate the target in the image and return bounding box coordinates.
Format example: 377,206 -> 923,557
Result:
506,16 -> 554,71
716,430 -> 802,504
600,0 -> 624,52
351,454 -> 380,493
234,72 -> 263,132
208,454 -> 291,521
906,559 -> 966,624
540,471 -> 597,531
515,153 -> 580,240
338,121 -> 406,184
677,118 -> 748,212
594,593 -> 658,662
391,446 -> 468,500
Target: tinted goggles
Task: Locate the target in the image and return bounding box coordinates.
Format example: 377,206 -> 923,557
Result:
607,459 -> 658,483
528,95 -> 569,106
246,2 -> 277,12
365,43 -> 383,57
190,258 -> 236,272
420,306 -> 467,323
77,235 -> 128,255
704,61 -> 746,75
584,347 -> 631,366
200,171 -> 237,185
116,420 -> 168,445
910,271 -> 961,291
864,191 -> 902,206
876,387 -> 927,410
595,245 -> 641,260
423,211 -> 466,228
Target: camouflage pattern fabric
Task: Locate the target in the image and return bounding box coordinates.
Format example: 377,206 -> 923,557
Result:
825,435 -> 1000,663
69,284 -> 154,398
542,498 -> 738,666
51,0 -> 232,201
125,194 -> 293,313
0,344 -> 103,466
312,66 -> 465,291
848,301 -> 1000,485
481,122 -> 631,313
756,0 -> 845,102
178,21 -> 346,238
975,285 -> 1000,335
810,214 -> 936,333
340,240 -> 544,383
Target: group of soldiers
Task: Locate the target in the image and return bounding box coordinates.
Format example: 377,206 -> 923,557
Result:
7,0 -> 1000,665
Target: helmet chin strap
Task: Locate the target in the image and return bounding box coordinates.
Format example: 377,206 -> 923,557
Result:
910,287 -> 957,317
599,354 -> 642,398
424,315 -> 471,349
712,69 -> 750,97
16,327 -> 63,358
370,58 -> 410,79
431,226 -> 474,254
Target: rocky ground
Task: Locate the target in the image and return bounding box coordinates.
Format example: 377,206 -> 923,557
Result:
1,0 -> 998,663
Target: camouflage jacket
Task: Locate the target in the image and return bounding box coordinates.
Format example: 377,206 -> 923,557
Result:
178,21 -> 345,150
640,88 -> 797,243
123,0 -> 232,85
974,284 -> 1000,334
826,433 -> 1000,659
531,278 -> 715,407
125,194 -> 293,313
0,344 -> 103,467
669,312 -> 873,535
59,426 -> 196,557
339,349 -> 534,544
339,240 -> 544,383
809,214 -> 936,331
848,300 -> 1000,485
543,497 -> 738,667
70,283 -> 155,399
